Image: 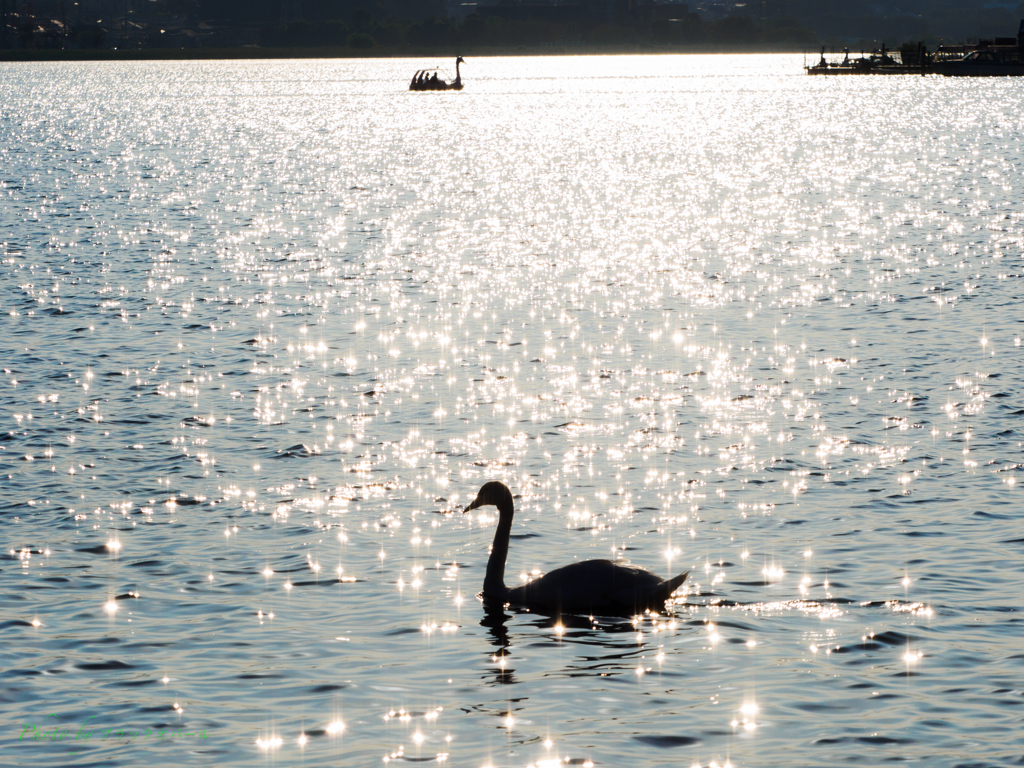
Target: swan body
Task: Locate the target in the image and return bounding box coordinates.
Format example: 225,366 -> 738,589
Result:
464,481 -> 688,614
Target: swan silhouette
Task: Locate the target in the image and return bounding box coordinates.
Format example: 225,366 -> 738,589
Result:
451,56 -> 464,90
464,481 -> 689,614
409,57 -> 465,91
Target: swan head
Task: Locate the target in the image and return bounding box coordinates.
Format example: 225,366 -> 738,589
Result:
456,56 -> 465,65
462,480 -> 513,515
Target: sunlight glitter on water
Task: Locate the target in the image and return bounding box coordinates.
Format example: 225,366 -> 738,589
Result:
2,55 -> 1024,768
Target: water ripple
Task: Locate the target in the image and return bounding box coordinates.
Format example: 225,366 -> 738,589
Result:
2,55 -> 1024,768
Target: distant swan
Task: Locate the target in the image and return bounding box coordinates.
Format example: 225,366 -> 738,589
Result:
464,481 -> 689,614
408,57 -> 465,91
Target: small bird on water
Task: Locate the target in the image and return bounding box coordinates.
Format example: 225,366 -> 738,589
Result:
463,481 -> 689,614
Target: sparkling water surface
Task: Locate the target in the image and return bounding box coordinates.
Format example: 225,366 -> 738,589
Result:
2,55 -> 1023,767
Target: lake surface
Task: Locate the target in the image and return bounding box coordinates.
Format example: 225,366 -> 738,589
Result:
2,54 -> 1023,767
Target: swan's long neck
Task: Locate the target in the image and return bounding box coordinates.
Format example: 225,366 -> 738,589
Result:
484,500 -> 512,598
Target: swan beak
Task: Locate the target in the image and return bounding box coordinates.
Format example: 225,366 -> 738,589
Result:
462,497 -> 482,514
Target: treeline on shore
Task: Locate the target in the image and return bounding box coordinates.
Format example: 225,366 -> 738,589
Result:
258,12 -> 817,50
4,0 -> 1024,58
1,6 -> 820,55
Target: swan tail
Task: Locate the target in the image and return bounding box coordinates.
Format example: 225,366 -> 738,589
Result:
656,571 -> 689,602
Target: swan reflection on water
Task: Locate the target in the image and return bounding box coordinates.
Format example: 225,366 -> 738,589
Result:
479,602 -> 672,686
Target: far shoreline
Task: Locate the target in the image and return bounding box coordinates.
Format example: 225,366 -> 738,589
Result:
0,44 -> 811,63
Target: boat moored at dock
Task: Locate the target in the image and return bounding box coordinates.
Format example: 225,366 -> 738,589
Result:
933,34 -> 1024,76
806,21 -> 1024,76
805,45 -> 926,75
